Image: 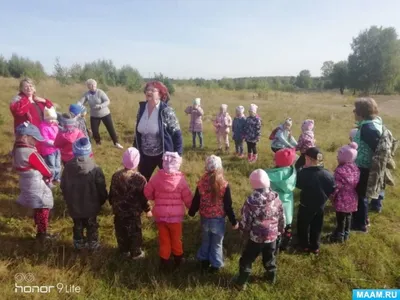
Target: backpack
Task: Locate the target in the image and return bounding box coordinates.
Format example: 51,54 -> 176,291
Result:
269,127 -> 280,140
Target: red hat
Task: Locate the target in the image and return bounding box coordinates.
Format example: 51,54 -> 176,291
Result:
275,148 -> 296,167
144,81 -> 170,103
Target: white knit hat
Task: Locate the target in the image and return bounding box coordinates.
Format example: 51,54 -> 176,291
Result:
249,104 -> 258,113
205,155 -> 222,172
221,104 -> 228,112
193,98 -> 201,105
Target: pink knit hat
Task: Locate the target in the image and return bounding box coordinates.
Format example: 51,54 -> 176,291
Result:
301,119 -> 314,132
249,169 -> 270,189
163,151 -> 182,173
123,147 -> 140,170
337,142 -> 358,164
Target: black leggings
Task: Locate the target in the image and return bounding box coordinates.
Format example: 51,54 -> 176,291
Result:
247,142 -> 257,154
90,114 -> 119,145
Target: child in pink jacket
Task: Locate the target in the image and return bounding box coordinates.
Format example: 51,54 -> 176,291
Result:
54,113 -> 85,165
295,119 -> 316,171
38,107 -> 61,183
144,152 -> 192,271
329,142 -> 360,243
214,104 -> 232,151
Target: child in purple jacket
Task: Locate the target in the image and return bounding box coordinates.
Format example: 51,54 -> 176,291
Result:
185,98 -> 204,149
329,142 -> 360,243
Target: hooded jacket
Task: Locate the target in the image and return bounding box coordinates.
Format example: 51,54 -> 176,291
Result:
240,189 -> 285,243
332,163 -> 360,213
61,156 -> 108,218
54,128 -> 85,162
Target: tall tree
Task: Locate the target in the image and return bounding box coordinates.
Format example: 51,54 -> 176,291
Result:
330,61 -> 348,94
295,70 -> 312,89
321,61 -> 334,78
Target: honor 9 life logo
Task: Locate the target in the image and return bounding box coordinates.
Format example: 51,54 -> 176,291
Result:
14,273 -> 81,294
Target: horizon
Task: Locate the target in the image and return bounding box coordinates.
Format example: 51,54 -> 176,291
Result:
1,0 -> 400,80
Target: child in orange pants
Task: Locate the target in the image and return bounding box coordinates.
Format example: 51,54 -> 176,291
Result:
144,152 -> 192,271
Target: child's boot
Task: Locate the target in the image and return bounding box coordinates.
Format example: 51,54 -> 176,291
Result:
233,269 -> 250,291
264,270 -> 277,284
247,153 -> 253,162
159,258 -> 170,273
173,254 -> 184,269
73,239 -> 87,250
200,260 -> 210,272
251,154 -> 258,163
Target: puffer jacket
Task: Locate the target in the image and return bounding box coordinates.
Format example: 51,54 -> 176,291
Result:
244,115 -> 262,143
240,189 -> 285,243
54,128 -> 85,163
296,131 -> 315,154
144,169 -> 192,223
38,121 -> 59,156
332,163 -> 360,213
61,156 -> 108,218
185,106 -> 204,132
232,116 -> 246,141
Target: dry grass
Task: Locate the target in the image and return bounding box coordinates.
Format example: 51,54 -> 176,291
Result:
0,78 -> 399,299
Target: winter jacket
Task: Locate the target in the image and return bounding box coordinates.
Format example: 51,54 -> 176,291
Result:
185,106 -> 204,132
214,112 -> 232,134
271,125 -> 298,150
144,170 -> 192,223
354,117 -> 383,169
244,115 -> 262,143
109,169 -> 150,218
38,121 -> 59,156
13,142 -> 53,209
78,89 -> 111,118
61,156 -> 108,218
232,116 -> 246,141
296,166 -> 336,211
296,131 -> 315,154
188,173 -> 237,226
265,165 -> 297,224
240,189 -> 285,243
10,93 -> 53,129
76,116 -> 90,138
332,163 -> 360,213
134,101 -> 183,156
54,128 -> 85,163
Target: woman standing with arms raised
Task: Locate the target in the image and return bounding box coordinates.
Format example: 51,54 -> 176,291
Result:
133,81 -> 183,181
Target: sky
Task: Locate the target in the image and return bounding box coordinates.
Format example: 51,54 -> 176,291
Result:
1,0 -> 400,79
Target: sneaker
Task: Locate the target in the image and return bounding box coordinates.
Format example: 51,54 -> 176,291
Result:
114,143 -> 124,149
209,266 -> 220,274
131,250 -> 145,260
366,218 -> 371,227
264,271 -> 277,284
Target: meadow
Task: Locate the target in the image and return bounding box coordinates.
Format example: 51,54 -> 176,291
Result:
0,77 -> 399,300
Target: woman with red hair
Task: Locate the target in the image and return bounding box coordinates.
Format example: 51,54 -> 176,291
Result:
133,81 -> 182,181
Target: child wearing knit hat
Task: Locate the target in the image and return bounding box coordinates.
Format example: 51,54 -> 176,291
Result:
214,104 -> 232,151
233,169 -> 285,290
296,147 -> 336,254
270,118 -> 298,153
54,112 -> 86,165
295,119 -> 316,171
232,106 -> 246,158
109,147 -> 152,259
243,104 -> 262,163
184,98 -> 204,149
265,148 -> 297,250
144,152 -> 193,271
189,155 -> 238,273
61,137 -> 108,251
69,104 -> 91,140
38,106 -> 62,185
329,142 -> 360,242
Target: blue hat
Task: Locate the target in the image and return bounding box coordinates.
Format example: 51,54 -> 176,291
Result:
15,122 -> 44,141
73,137 -> 92,157
69,104 -> 84,116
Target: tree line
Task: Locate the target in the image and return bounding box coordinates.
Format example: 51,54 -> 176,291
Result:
1,25 -> 400,95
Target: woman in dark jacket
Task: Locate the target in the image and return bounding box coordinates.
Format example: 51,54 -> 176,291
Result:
133,81 -> 183,181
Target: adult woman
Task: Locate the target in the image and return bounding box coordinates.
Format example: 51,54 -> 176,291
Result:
78,79 -> 123,149
133,81 -> 183,181
352,98 -> 383,232
10,78 -> 54,130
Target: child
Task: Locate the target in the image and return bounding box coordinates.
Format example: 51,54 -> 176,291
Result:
243,104 -> 262,163
13,122 -> 55,243
270,118 -> 297,153
61,137 -> 107,250
295,119 -> 316,171
144,152 -> 192,270
296,147 -> 336,254
185,98 -> 204,149
214,104 -> 232,151
109,147 -> 152,259
265,148 -> 297,250
38,106 -> 61,185
232,106 -> 246,158
54,113 -> 85,165
69,104 -> 91,139
189,155 -> 238,272
349,128 -> 358,142
329,142 -> 360,243
234,169 -> 285,290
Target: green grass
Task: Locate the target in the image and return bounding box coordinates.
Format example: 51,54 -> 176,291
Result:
0,78 -> 399,299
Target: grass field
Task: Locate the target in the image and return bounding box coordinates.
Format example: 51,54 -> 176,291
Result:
0,78 -> 399,300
